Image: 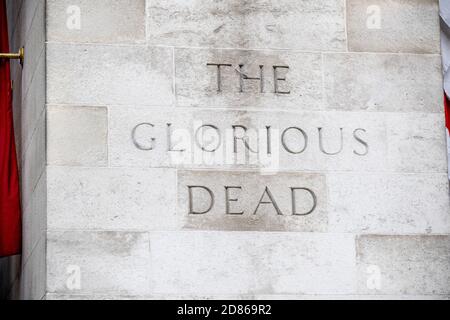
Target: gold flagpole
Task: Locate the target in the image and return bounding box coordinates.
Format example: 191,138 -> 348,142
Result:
0,47 -> 24,66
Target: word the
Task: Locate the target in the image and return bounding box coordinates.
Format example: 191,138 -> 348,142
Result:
207,63 -> 291,94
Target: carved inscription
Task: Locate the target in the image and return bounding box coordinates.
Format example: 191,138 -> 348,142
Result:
187,185 -> 317,216
178,171 -> 327,232
132,123 -> 369,157
123,60 -> 373,230
181,171 -> 324,232
207,63 -> 291,94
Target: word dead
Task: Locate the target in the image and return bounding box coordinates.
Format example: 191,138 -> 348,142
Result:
187,185 -> 318,216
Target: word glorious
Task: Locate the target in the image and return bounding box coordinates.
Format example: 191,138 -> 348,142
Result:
131,122 -> 369,157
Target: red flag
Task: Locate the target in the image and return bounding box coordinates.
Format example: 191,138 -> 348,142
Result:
0,0 -> 22,257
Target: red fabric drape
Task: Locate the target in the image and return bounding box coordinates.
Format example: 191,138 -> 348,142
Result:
0,0 -> 22,258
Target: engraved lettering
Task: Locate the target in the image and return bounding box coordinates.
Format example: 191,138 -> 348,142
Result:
253,187 -> 283,216
232,125 -> 258,153
273,65 -> 290,94
238,64 -> 264,93
318,127 -> 344,155
207,63 -> 291,95
353,128 -> 369,156
266,126 -> 272,155
188,186 -> 215,215
291,188 -> 317,216
207,63 -> 232,92
132,123 -> 155,151
225,186 -> 244,215
195,124 -> 221,152
281,127 -> 308,154
167,123 -> 185,152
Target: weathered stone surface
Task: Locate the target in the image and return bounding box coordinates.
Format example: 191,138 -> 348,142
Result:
356,236 -> 450,295
254,294 -> 450,300
8,0 -> 449,301
147,0 -> 346,51
47,167 -> 177,231
329,173 -> 450,234
347,0 -> 440,53
178,171 -> 327,232
47,0 -> 146,43
47,231 -> 150,295
149,232 -> 355,295
109,107 -> 382,171
386,113 -> 448,173
324,53 -> 443,112
46,43 -> 174,106
44,293 -> 450,300
47,106 -> 108,166
109,107 -> 446,173
45,293 -> 146,300
175,48 -> 322,109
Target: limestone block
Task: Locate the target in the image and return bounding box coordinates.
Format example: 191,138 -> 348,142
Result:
46,44 -> 174,106
148,0 -> 346,51
328,173 -> 450,234
324,53 -> 442,113
148,232 -> 356,295
47,167 -> 177,231
356,235 -> 450,295
347,0 -> 440,53
47,106 -> 108,166
44,293 -> 255,300
42,293 -> 450,300
47,231 -> 150,295
47,0 -> 145,43
177,170 -> 327,232
109,107 -> 446,173
386,113 -> 448,173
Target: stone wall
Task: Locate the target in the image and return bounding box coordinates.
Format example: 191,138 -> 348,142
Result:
43,0 -> 449,300
0,0 -> 46,300
3,0 -> 450,300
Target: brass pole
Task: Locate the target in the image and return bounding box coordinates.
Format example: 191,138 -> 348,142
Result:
0,47 -> 24,66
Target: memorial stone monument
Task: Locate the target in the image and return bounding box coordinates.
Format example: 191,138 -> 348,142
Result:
1,0 -> 449,299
